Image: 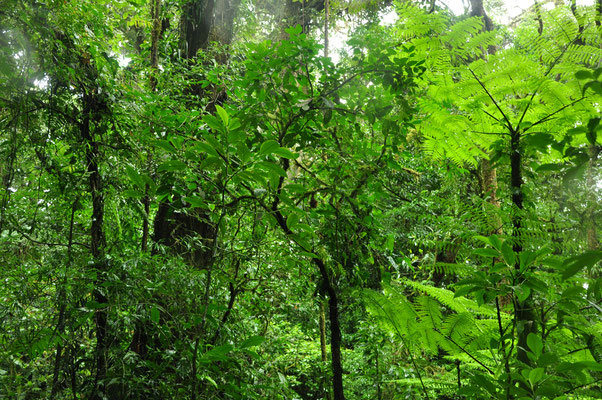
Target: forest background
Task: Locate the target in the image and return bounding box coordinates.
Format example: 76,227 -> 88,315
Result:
1,0 -> 602,399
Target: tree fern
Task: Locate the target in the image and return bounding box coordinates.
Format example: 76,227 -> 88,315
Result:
399,277 -> 499,318
393,3 -> 601,166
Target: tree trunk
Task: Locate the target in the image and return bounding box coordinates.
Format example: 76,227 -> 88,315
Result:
586,145 -> 600,250
314,258 -> 345,400
180,0 -> 215,59
510,130 -> 536,367
81,88 -> 109,399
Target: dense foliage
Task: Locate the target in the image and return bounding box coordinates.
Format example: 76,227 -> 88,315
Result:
1,0 -> 601,399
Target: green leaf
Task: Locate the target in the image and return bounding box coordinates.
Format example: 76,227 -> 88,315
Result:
529,367 -> 545,385
489,235 -> 502,251
285,184 -> 307,193
473,248 -> 500,258
123,189 -> 143,198
150,306 -> 160,324
257,161 -> 287,177
536,163 -> 563,172
519,251 -> 537,271
527,333 -> 543,357
203,114 -> 224,133
125,165 -> 144,189
183,196 -> 205,208
501,241 -> 515,266
215,105 -> 229,126
515,284 -> 531,303
259,140 -> 280,156
273,147 -> 299,159
323,108 -> 333,124
203,344 -> 234,361
203,375 -> 218,388
287,213 -> 300,230
193,142 -> 219,158
583,81 -> 602,96
562,251 -> 602,280
228,127 -> 246,143
575,70 -> 593,80
240,335 -> 265,349
236,142 -> 252,163
470,373 -> 496,396
155,139 -> 177,153
158,160 -> 187,172
285,24 -> 302,36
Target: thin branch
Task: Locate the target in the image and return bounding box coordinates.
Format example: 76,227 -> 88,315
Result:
437,328 -> 495,375
8,217 -> 89,249
524,96 -> 586,133
482,109 -> 501,123
468,68 -> 513,131
471,130 -> 510,136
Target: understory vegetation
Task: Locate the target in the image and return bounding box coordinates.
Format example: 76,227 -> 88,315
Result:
1,0 -> 601,399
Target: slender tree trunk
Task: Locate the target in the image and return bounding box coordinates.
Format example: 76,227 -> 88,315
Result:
509,130 -> 536,367
180,0 -> 215,59
319,298 -> 332,400
314,258 -> 345,400
324,0 -> 329,58
0,118 -> 18,235
50,200 -> 77,399
81,88 -> 108,399
586,145 -> 600,250
142,0 -> 161,253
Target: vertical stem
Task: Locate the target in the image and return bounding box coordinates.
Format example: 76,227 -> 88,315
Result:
510,130 -> 535,368
50,200 -> 77,399
81,89 -> 108,399
314,258 -> 345,400
586,145 -> 599,250
142,0 -> 161,252
496,297 -> 511,399
376,347 -> 382,400
319,298 -> 332,400
324,0 -> 329,58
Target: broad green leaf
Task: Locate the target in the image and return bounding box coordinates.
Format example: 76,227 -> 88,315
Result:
287,213 -> 300,230
158,160 -> 187,172
193,142 -> 219,157
203,375 -> 218,388
215,105 -> 229,126
201,156 -> 224,170
125,165 -> 144,189
236,142 -> 252,163
203,114 -> 224,133
259,140 -> 280,156
473,248 -> 500,258
501,241 -> 516,266
240,335 -> 265,349
285,184 -> 307,193
183,196 -> 205,208
155,139 -> 177,153
123,189 -> 143,198
488,235 -> 502,251
273,147 -> 298,159
150,306 -> 160,323
575,70 -> 593,80
257,161 -> 287,177
527,333 -> 543,357
529,367 -> 545,385
228,127 -> 246,143
203,344 -> 234,361
562,251 -> 602,280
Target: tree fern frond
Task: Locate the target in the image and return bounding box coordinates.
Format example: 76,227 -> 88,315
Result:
399,278 -> 499,318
